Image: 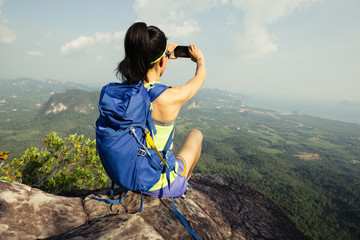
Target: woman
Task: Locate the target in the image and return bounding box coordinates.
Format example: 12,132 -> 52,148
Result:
116,22 -> 206,198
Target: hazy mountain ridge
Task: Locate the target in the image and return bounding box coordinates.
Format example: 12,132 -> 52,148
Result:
0,78 -> 96,120
0,78 -> 93,95
194,87 -> 248,103
0,79 -> 101,160
338,100 -> 360,107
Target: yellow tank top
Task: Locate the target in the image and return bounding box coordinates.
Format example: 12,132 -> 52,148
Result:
152,118 -> 174,151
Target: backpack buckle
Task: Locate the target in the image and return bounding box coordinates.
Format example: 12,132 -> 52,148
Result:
145,84 -> 155,91
165,150 -> 170,159
137,148 -> 146,156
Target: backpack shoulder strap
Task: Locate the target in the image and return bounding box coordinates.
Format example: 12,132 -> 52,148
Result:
163,125 -> 175,159
146,82 -> 171,102
145,82 -> 171,137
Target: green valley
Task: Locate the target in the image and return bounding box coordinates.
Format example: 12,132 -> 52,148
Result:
1,79 -> 359,240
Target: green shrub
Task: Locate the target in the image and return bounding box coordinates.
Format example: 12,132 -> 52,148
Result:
0,132 -> 109,194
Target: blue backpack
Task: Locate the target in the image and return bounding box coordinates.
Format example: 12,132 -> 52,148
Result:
94,81 -> 201,240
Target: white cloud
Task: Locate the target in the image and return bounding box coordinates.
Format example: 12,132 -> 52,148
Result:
60,0 -> 320,57
113,31 -> 125,40
113,31 -> 125,50
133,0 -> 218,40
27,50 -> 43,57
0,0 -> 16,44
166,20 -> 200,40
233,26 -> 277,58
95,32 -> 112,43
61,35 -> 95,55
231,0 -> 321,57
61,31 -> 125,55
132,0 -> 320,57
0,24 -> 16,43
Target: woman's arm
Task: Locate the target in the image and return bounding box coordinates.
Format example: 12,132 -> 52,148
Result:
152,45 -> 206,121
173,45 -> 206,104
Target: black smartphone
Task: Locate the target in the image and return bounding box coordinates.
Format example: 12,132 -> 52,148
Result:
174,46 -> 190,58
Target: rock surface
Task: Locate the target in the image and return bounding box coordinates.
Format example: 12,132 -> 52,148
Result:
0,174 -> 306,240
0,180 -> 86,239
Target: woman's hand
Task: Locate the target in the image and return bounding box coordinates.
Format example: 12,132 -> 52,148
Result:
167,43 -> 178,59
189,44 -> 204,63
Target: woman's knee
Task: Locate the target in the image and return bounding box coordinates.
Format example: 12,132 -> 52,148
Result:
179,129 -> 203,157
188,129 -> 203,142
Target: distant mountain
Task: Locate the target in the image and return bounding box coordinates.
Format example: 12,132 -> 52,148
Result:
0,78 -> 94,97
0,79 -> 101,162
37,89 -> 100,140
0,78 -> 98,120
338,100 -> 360,107
39,89 -> 99,116
195,87 -> 248,103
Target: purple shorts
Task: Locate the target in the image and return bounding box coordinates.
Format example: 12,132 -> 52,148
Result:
143,156 -> 187,198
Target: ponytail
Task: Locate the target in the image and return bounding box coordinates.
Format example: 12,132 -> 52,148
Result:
116,22 -> 167,84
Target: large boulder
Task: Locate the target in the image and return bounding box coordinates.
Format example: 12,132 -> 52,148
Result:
0,180 -> 86,239
0,174 -> 306,239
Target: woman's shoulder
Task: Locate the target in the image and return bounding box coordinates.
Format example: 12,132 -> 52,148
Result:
146,82 -> 172,102
150,84 -> 188,122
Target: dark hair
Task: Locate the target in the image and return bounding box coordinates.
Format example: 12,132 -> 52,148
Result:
116,22 -> 167,84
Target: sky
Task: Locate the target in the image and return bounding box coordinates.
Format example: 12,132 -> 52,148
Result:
0,0 -> 359,102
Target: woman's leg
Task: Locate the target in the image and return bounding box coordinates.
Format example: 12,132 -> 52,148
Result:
177,129 -> 203,180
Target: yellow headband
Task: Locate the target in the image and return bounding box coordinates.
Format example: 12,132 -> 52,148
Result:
150,47 -> 167,65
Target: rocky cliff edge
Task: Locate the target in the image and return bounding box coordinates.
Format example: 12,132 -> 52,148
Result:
0,174 -> 306,240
